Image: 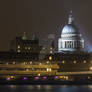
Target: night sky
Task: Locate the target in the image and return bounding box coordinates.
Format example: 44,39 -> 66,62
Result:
0,0 -> 92,51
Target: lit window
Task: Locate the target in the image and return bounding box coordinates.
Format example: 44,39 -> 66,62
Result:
62,60 -> 65,64
39,63 -> 42,65
38,74 -> 41,76
63,76 -> 66,78
28,47 -> 30,50
49,56 -> 52,60
25,47 -> 27,50
18,45 -> 20,49
17,50 -> 20,53
90,67 -> 92,70
59,76 -> 63,78
49,68 -> 52,72
13,61 -> 16,64
83,60 -> 86,63
24,62 -> 27,65
50,47 -> 53,50
10,76 -> 14,79
47,68 -> 49,71
46,61 -> 49,64
47,68 -> 52,72
88,76 -> 90,79
90,61 -> 92,63
30,61 -> 32,64
6,62 -> 9,65
26,69 -> 29,71
65,76 -> 68,80
73,61 -> 77,64
43,47 -> 45,50
50,51 -> 53,54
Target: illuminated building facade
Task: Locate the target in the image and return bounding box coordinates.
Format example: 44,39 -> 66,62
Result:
58,13 -> 84,52
10,32 -> 42,54
0,13 -> 91,83
40,34 -> 55,54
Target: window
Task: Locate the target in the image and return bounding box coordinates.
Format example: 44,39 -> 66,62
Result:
73,61 -> 77,64
50,47 -> 53,50
83,60 -> 86,63
49,56 -> 52,60
18,45 -> 20,49
28,47 -> 30,50
62,60 -> 65,64
25,47 -> 27,50
17,50 -> 20,53
50,51 -> 53,54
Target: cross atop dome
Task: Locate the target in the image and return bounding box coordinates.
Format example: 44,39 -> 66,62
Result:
68,10 -> 74,24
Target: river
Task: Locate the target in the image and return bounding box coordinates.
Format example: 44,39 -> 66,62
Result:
0,85 -> 92,92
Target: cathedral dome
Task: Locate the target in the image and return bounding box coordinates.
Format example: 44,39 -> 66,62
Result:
62,24 -> 79,34
61,13 -> 80,35
58,12 -> 84,52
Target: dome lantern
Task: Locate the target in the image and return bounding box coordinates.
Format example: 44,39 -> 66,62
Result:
68,14 -> 74,24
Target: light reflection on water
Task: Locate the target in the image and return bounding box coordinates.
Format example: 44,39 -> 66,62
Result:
0,85 -> 92,92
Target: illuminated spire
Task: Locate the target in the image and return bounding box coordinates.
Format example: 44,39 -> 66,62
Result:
22,32 -> 28,40
68,10 -> 74,24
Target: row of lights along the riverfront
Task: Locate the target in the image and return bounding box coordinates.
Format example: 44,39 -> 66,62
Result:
0,12 -> 92,84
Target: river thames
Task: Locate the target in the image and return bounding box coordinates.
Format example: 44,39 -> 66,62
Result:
0,85 -> 92,92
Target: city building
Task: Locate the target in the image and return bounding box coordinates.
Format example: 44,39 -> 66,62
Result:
0,12 -> 91,83
10,32 -> 42,54
40,34 -> 55,54
58,12 -> 84,52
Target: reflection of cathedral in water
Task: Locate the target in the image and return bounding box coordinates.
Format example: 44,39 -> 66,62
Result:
58,13 -> 84,52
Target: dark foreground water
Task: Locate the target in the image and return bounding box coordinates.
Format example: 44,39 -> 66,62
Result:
0,85 -> 92,92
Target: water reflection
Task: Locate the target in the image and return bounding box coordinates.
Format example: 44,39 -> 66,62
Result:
44,85 -> 53,89
9,85 -> 17,89
59,85 -> 78,92
26,85 -> 34,89
0,85 -> 92,92
88,85 -> 92,91
36,85 -> 41,89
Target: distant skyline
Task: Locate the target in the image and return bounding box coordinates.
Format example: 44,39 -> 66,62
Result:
0,0 -> 92,51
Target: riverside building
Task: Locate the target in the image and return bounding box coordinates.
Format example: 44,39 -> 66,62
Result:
0,12 -> 91,82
